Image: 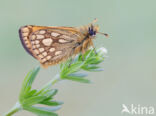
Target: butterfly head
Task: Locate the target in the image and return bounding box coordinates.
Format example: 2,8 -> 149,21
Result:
88,19 -> 108,38
88,24 -> 99,36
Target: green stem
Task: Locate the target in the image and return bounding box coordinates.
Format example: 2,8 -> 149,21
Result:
41,74 -> 61,90
4,102 -> 22,116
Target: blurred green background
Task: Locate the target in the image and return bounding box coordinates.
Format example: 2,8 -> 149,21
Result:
0,0 -> 156,116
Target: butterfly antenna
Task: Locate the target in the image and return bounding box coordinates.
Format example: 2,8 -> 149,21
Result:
97,32 -> 109,38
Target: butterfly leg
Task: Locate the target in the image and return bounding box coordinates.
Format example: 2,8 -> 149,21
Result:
81,54 -> 85,61
68,57 -> 74,68
68,49 -> 76,67
81,48 -> 86,61
93,47 -> 97,54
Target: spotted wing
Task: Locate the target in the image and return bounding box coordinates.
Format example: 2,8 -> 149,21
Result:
19,25 -> 84,68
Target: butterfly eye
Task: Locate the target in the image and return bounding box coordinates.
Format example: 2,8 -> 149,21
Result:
88,27 -> 95,36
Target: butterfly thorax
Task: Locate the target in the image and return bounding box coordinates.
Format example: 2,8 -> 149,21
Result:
76,24 -> 99,37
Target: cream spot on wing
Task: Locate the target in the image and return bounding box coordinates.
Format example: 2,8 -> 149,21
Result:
39,30 -> 46,34
39,48 -> 44,52
59,39 -> 69,43
42,38 -> 53,46
22,28 -> 29,33
46,56 -> 51,60
38,54 -> 44,59
23,37 -> 28,41
36,44 -> 40,48
26,44 -> 31,48
23,33 -> 29,37
41,58 -> 46,63
32,45 -> 36,49
35,40 -> 39,44
42,52 -> 47,56
55,51 -> 62,55
51,32 -> 60,37
25,41 -> 29,44
34,49 -> 39,54
31,35 -> 36,40
36,35 -> 44,39
49,48 -> 55,52
59,35 -> 70,39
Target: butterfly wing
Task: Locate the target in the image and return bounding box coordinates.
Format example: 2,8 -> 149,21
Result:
19,25 -> 85,68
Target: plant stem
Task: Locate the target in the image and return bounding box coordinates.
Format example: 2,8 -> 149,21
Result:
41,74 -> 61,90
4,102 -> 22,116
4,74 -> 61,116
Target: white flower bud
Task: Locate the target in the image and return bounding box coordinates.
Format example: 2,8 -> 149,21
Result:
97,47 -> 108,55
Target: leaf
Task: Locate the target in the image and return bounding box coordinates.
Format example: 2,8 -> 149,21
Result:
24,89 -> 37,99
82,65 -> 103,72
36,89 -> 58,98
19,70 -> 33,102
43,89 -> 58,100
65,61 -> 83,74
23,106 -> 58,116
82,50 -> 91,59
60,61 -> 83,79
65,76 -> 91,83
83,65 -> 100,70
23,86 -> 31,97
85,57 -> 99,64
36,106 -> 62,112
89,68 -> 104,72
40,100 -> 63,106
28,67 -> 40,86
23,96 -> 46,106
72,55 -> 79,63
68,73 -> 88,78
19,67 -> 40,102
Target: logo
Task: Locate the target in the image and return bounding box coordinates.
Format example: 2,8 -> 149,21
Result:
121,104 -> 155,115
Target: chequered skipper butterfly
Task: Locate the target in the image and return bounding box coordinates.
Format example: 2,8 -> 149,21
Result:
19,19 -> 108,68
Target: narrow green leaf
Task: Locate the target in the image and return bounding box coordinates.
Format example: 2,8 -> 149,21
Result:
37,89 -> 52,96
66,77 -> 91,83
90,59 -> 104,64
72,55 -> 79,63
83,67 -> 104,72
82,50 -> 91,59
36,106 -> 61,112
23,96 -> 46,106
36,89 -> 58,98
68,73 -> 88,78
40,100 -> 63,106
88,68 -> 104,72
35,88 -> 50,96
19,86 -> 31,102
28,67 -> 40,87
65,62 -> 83,74
19,70 -> 33,101
23,106 -> 58,116
24,86 -> 31,95
83,65 -> 100,70
44,89 -> 58,99
24,89 -> 37,99
19,67 -> 40,101
85,57 -> 99,64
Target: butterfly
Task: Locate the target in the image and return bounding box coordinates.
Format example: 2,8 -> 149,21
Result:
19,19 -> 108,68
